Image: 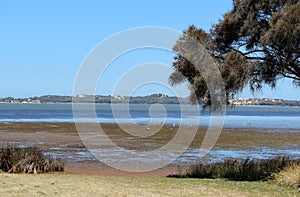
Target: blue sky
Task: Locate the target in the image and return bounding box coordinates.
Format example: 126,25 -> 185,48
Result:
0,0 -> 299,100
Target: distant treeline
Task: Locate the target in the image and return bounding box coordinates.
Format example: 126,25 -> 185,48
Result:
259,100 -> 300,106
229,98 -> 300,107
0,94 -> 189,104
0,95 -> 299,106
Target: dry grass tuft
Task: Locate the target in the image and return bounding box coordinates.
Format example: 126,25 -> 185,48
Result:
275,163 -> 300,189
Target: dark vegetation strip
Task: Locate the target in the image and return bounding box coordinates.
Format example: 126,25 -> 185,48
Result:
168,156 -> 300,181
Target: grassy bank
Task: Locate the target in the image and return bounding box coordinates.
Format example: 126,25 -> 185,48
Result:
0,172 -> 298,197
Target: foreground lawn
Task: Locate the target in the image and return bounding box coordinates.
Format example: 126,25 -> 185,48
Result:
0,172 -> 298,197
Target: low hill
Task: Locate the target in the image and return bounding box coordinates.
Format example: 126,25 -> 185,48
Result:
0,95 -> 299,106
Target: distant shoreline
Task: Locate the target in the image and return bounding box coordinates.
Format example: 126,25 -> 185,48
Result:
0,94 -> 300,106
1,102 -> 300,108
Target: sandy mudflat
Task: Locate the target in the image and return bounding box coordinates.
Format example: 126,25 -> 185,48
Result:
0,122 -> 299,177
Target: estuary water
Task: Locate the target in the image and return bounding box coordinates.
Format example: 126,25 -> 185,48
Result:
0,103 -> 300,129
1,103 -> 299,163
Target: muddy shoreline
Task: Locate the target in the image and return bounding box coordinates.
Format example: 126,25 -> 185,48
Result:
0,122 -> 299,177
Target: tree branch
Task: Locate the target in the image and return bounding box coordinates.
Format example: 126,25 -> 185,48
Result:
245,57 -> 266,60
229,47 -> 267,60
280,73 -> 300,81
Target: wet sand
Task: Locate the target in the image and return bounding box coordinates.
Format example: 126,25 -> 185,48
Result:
0,122 -> 299,177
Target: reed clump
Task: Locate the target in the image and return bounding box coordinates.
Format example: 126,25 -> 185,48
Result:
0,145 -> 64,174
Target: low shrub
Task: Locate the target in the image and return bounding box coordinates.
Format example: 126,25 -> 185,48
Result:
168,156 -> 300,181
0,145 -> 64,174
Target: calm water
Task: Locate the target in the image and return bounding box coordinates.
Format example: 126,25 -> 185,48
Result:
0,103 -> 300,129
1,103 -> 299,163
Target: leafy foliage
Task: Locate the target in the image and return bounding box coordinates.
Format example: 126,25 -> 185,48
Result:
170,0 -> 300,105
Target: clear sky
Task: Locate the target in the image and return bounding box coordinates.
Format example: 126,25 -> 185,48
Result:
0,0 -> 299,100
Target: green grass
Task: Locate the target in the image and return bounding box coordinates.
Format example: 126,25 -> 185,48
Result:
0,172 -> 298,197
